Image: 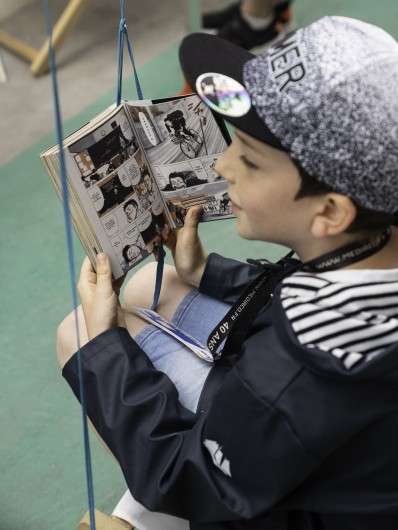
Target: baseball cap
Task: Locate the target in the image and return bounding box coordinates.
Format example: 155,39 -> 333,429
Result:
179,16 -> 398,213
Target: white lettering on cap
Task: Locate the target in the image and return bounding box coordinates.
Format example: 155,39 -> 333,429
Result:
268,33 -> 306,92
196,72 -> 251,117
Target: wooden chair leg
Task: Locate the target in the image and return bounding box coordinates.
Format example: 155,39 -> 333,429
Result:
0,0 -> 91,77
0,29 -> 37,63
31,0 -> 92,76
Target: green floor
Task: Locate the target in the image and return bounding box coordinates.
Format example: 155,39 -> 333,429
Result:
1,2 -> 397,529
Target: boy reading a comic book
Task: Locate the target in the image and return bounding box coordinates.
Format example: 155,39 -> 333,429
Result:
57,16 -> 398,530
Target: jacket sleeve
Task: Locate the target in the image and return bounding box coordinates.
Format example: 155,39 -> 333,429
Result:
199,253 -> 264,304
62,327 -> 320,523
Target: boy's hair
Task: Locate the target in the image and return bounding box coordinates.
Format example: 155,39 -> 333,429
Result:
295,166 -> 394,233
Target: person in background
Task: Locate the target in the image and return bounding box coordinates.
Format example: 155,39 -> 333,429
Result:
179,1 -> 294,95
203,0 -> 294,51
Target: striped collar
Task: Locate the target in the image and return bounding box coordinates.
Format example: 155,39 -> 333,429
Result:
280,269 -> 398,369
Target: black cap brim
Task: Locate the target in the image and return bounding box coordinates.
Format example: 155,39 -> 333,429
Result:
179,32 -> 284,150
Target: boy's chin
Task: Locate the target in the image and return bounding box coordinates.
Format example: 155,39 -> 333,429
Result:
235,220 -> 276,244
235,220 -> 256,241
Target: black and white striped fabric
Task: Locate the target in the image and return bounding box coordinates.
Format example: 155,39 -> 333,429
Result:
280,269 -> 398,369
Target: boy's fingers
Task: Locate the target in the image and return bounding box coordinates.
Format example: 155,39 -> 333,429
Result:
164,229 -> 177,251
80,256 -> 96,282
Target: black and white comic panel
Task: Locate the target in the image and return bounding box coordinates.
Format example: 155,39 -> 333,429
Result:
153,156 -> 232,222
165,181 -> 233,224
126,96 -> 233,222
103,193 -> 171,272
68,109 -> 169,271
154,157 -> 221,191
126,95 -> 228,165
69,108 -> 140,188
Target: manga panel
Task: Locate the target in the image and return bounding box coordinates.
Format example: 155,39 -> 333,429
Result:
126,94 -> 234,222
67,107 -> 171,276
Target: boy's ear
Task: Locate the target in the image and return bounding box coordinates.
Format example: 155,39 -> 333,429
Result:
311,193 -> 356,238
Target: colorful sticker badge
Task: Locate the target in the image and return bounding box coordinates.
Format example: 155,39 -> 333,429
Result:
196,73 -> 251,117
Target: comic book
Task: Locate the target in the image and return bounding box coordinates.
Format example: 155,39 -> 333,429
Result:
41,94 -> 233,279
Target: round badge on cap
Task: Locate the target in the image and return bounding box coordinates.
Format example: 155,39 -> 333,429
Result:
196,72 -> 251,117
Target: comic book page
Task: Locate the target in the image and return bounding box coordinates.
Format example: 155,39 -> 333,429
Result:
125,94 -> 233,227
65,105 -> 172,279
129,306 -> 214,362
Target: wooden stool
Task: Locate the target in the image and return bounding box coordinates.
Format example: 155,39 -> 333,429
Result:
0,0 -> 91,76
77,509 -> 134,530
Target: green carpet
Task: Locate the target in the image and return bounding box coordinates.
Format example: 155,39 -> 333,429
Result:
0,2 -> 396,529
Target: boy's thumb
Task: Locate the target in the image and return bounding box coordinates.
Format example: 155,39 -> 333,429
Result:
184,205 -> 202,230
96,253 -> 112,283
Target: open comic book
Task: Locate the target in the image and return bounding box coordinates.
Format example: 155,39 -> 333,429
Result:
41,94 -> 233,279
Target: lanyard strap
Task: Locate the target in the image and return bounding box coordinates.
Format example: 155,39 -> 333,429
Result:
209,228 -> 391,358
150,243 -> 165,310
207,253 -> 299,357
302,228 -> 391,272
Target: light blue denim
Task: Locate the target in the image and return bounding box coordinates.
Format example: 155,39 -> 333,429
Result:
135,289 -> 231,412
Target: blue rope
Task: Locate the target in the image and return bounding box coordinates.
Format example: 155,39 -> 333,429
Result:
116,0 -> 143,105
43,2 -> 96,529
117,0 -> 164,310
44,4 -> 163,527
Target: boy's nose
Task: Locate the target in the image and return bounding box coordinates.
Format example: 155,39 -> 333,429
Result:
215,146 -> 235,183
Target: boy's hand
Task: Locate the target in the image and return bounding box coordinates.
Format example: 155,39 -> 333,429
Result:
78,254 -> 126,341
166,205 -> 208,287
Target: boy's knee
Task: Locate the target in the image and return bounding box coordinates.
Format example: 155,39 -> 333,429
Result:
123,262 -> 179,308
57,313 -> 74,369
123,262 -> 192,319
56,306 -> 87,369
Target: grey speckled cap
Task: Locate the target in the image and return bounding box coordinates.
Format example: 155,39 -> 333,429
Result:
180,17 -> 398,213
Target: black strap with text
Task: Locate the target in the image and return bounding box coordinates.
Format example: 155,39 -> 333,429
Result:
207,229 -> 391,359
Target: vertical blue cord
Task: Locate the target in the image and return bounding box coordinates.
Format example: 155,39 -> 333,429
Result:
43,2 -> 96,529
44,4 -> 164,527
117,0 -> 143,105
117,0 -> 163,310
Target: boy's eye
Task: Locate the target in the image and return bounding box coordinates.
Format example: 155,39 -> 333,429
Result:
240,155 -> 259,170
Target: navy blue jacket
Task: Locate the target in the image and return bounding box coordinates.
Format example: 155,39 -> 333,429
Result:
63,254 -> 398,529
